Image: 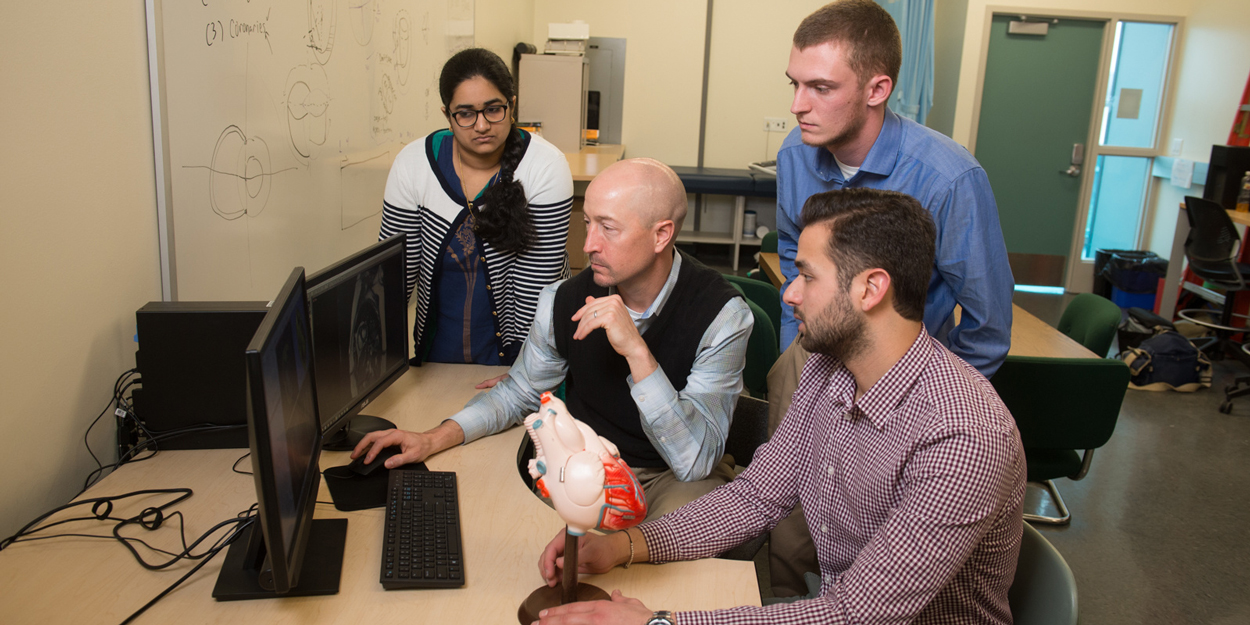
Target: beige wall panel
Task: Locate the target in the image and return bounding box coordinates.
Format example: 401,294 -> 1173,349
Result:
533,0 -> 707,166
702,0 -> 819,170
476,0 -> 536,63
0,2 -> 161,536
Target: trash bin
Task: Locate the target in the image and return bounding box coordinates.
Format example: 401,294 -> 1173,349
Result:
1096,250 -> 1168,309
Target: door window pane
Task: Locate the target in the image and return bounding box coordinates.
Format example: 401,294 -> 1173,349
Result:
1099,21 -> 1174,148
1082,155 -> 1152,258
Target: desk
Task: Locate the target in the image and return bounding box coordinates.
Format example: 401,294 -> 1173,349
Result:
760,252 -> 783,290
565,144 -> 625,182
565,145 -> 625,270
757,253 -> 1095,360
0,364 -> 758,624
1006,306 -> 1098,359
1160,203 -> 1250,319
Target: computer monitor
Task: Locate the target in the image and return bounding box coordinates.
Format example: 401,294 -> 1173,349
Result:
213,268 -> 348,601
306,234 -> 410,450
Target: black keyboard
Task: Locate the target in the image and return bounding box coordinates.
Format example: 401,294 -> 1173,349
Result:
380,469 -> 465,589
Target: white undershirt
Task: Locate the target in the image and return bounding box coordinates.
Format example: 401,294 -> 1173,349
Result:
834,155 -> 861,181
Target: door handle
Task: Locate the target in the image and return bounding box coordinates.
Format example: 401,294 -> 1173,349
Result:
1059,143 -> 1084,177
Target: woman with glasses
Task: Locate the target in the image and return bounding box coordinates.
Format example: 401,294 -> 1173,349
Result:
381,48 -> 574,368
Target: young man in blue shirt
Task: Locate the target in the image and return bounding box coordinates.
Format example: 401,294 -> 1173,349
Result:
769,0 -> 1015,597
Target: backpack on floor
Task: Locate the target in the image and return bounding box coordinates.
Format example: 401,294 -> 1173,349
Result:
1117,329 -> 1211,392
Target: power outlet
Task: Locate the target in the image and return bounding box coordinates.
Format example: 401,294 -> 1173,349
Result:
764,117 -> 788,133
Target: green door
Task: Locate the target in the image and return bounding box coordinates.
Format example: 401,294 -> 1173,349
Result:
974,16 -> 1105,287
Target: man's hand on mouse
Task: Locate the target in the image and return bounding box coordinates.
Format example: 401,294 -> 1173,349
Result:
351,420 -> 467,468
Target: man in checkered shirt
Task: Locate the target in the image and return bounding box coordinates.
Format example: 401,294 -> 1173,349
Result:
534,188 -> 1026,625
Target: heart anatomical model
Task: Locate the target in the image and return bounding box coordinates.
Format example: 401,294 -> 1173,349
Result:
524,392 -> 647,536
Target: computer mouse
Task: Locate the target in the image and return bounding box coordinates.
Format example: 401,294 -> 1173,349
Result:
347,446 -> 402,477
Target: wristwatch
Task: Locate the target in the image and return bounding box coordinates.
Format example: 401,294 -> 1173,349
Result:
646,611 -> 675,625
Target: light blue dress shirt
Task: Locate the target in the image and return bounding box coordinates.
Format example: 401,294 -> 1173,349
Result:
449,252 -> 754,481
777,107 -> 1013,377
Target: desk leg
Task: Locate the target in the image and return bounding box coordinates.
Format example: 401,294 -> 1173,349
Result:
1160,209 -> 1189,320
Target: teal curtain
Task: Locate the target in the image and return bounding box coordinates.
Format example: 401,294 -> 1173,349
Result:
880,0 -> 934,124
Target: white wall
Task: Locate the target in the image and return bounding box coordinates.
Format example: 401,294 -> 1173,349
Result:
532,0 -> 709,166
0,3 -> 162,536
1143,0 -> 1250,255
475,0 -> 536,68
928,0 -> 970,138
703,1 -> 822,169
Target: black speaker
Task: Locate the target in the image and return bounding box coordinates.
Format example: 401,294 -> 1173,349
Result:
133,301 -> 269,449
1203,145 -> 1250,210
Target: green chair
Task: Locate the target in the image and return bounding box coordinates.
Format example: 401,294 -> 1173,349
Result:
740,298 -> 780,399
1057,293 -> 1122,357
1009,523 -> 1078,625
746,232 -> 781,283
724,394 -> 769,471
760,230 -> 778,253
726,274 -> 782,347
990,355 -> 1129,525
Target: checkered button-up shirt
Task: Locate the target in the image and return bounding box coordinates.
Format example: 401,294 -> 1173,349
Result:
640,330 -> 1026,624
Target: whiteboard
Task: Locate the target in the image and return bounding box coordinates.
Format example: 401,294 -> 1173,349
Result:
148,0 -> 474,301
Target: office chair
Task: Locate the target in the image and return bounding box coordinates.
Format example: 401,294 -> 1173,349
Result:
747,231 -> 779,283
726,275 -> 782,349
1221,342 -> 1250,413
717,394 -> 770,561
739,298 -> 781,399
990,356 -> 1129,525
1009,523 -> 1078,625
1176,196 -> 1250,361
1057,293 -> 1122,357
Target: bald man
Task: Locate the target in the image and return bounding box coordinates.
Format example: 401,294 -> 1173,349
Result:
354,158 -> 754,518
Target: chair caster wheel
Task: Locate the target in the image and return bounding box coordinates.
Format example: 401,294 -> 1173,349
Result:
1219,401 -> 1233,414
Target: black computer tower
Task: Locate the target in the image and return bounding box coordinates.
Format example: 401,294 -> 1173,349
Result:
132,301 -> 269,449
1203,145 -> 1250,210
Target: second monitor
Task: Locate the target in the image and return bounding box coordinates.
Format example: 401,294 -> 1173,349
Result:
307,234 -> 410,451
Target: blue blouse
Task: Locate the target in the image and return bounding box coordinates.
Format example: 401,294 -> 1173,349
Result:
425,130 -> 503,365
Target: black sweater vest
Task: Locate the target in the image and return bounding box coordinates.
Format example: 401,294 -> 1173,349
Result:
553,251 -> 740,467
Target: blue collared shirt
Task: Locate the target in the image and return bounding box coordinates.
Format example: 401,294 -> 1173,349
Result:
777,108 -> 1013,377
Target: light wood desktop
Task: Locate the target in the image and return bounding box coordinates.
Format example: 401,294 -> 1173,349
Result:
758,252 -> 1097,360
565,144 -> 625,182
0,363 -> 758,624
564,145 -> 625,271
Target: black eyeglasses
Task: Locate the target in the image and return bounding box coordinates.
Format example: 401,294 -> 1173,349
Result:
451,104 -> 509,128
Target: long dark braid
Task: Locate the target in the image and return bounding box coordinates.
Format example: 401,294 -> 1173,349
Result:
439,48 -> 536,255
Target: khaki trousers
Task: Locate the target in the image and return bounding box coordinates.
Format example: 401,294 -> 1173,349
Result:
634,456 -> 737,523
765,337 -> 820,598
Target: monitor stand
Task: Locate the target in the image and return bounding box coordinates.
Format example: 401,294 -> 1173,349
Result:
212,518 -> 348,601
321,414 -> 397,451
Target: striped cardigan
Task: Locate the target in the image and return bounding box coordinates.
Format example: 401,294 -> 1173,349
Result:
379,131 -> 574,363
